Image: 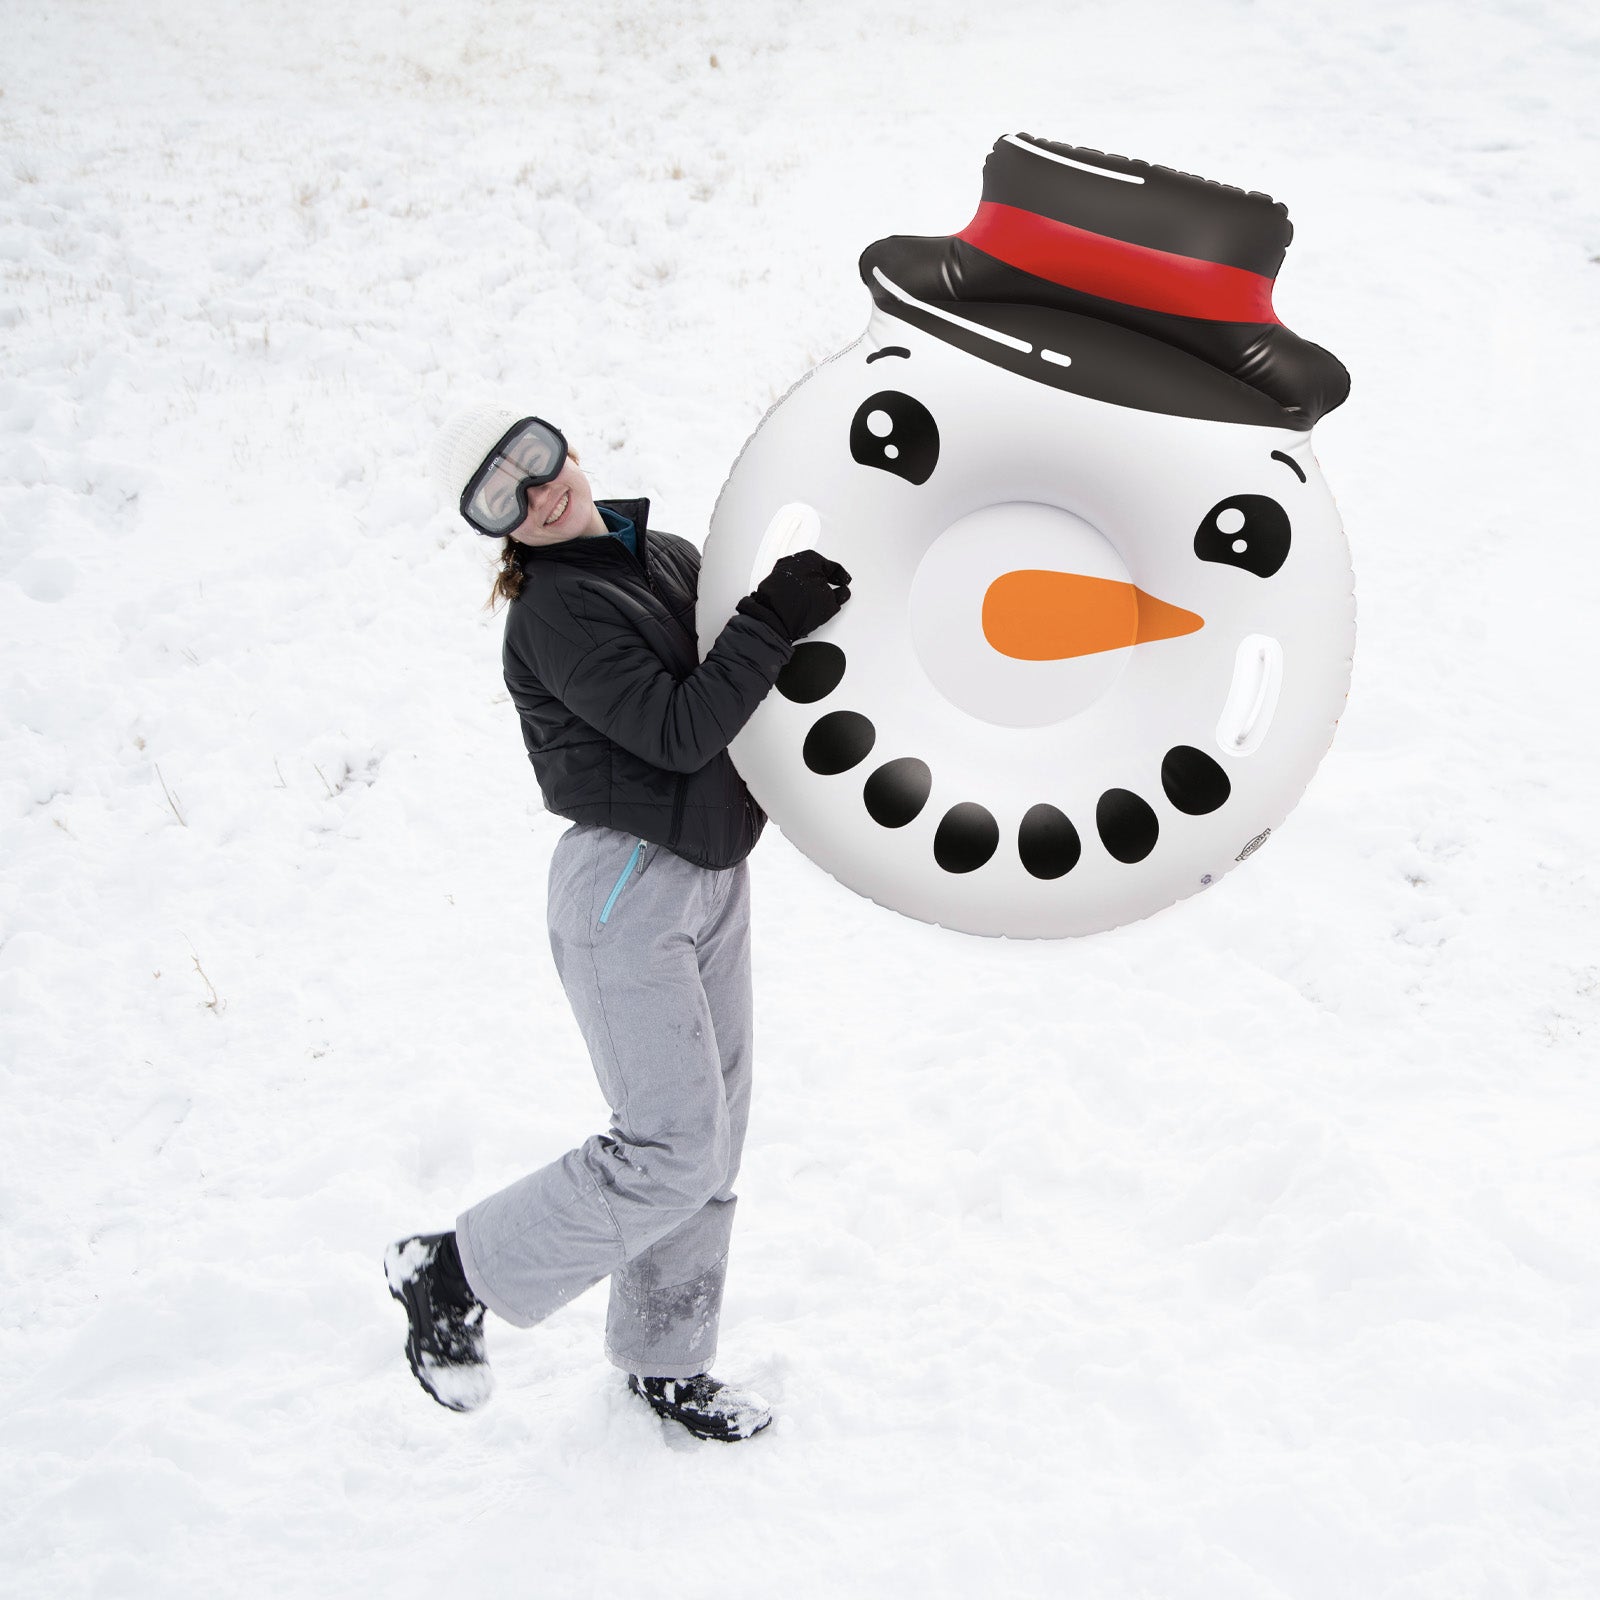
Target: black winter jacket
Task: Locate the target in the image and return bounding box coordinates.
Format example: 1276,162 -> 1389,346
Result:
502,497 -> 796,869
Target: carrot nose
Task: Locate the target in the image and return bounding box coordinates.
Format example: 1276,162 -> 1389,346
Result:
982,569 -> 1203,661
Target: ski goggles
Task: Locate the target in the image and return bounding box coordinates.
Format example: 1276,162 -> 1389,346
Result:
460,416 -> 568,537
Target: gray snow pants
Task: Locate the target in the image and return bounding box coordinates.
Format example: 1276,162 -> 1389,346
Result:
455,821 -> 754,1380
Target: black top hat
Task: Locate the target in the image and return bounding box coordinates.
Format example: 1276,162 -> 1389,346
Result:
858,134 -> 1349,430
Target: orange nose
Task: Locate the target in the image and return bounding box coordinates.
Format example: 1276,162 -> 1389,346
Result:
982,569 -> 1203,661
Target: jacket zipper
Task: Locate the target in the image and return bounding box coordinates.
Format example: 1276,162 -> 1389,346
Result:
599,838 -> 649,924
621,539 -> 654,593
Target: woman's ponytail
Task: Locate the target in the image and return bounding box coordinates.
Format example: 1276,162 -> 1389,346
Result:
485,540 -> 525,611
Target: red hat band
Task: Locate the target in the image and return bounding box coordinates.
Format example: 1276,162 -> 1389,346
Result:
956,200 -> 1281,327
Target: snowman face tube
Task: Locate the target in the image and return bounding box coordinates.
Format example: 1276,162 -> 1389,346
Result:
701,316 -> 1354,939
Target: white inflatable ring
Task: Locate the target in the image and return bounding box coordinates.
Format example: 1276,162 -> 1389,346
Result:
699,135 -> 1355,939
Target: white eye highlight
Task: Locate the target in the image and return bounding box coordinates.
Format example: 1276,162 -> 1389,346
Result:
866,409 -> 894,437
1231,538 -> 1248,553
1216,507 -> 1246,535
884,444 -> 899,459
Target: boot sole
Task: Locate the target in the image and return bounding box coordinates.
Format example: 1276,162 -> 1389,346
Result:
676,1414 -> 773,1443
646,1409 -> 774,1443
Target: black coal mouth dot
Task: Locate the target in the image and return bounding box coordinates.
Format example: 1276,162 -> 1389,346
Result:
775,642 -> 845,704
779,643 -> 1232,877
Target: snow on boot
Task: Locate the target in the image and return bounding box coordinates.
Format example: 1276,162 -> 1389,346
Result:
627,1371 -> 773,1442
382,1231 -> 493,1413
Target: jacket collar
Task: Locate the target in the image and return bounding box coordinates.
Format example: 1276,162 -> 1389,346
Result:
514,497 -> 654,571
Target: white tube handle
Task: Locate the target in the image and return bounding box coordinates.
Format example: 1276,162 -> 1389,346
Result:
749,502 -> 822,592
1215,634 -> 1283,758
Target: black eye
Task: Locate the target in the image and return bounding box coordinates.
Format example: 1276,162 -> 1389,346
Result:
1193,495 -> 1290,579
850,391 -> 939,485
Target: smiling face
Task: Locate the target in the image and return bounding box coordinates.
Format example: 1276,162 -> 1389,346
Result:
703,311 -> 1355,938
506,450 -> 608,546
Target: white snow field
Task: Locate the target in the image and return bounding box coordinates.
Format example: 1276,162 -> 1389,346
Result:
3,0 -> 1598,1594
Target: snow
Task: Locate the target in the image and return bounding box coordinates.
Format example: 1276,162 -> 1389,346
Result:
3,0 -> 1598,1595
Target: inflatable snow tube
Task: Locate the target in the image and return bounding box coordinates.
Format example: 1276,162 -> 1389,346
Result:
699,134 -> 1355,939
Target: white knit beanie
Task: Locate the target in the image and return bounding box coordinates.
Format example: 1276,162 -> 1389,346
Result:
428,403 -> 525,517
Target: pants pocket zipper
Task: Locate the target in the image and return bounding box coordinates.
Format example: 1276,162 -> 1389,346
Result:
599,838 -> 648,925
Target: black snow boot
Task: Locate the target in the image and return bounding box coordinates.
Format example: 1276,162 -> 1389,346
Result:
382,1231 -> 493,1413
627,1371 -> 773,1442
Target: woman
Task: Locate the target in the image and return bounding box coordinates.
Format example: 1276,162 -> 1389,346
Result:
384,405 -> 850,1443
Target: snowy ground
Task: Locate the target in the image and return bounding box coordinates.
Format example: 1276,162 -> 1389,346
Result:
3,0 -> 1598,1595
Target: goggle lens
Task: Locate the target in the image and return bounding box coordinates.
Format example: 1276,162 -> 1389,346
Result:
461,417 -> 568,536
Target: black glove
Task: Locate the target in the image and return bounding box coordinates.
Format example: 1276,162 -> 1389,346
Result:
735,549 -> 852,643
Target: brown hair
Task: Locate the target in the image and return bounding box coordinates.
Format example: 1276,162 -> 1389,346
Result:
483,448 -> 582,613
